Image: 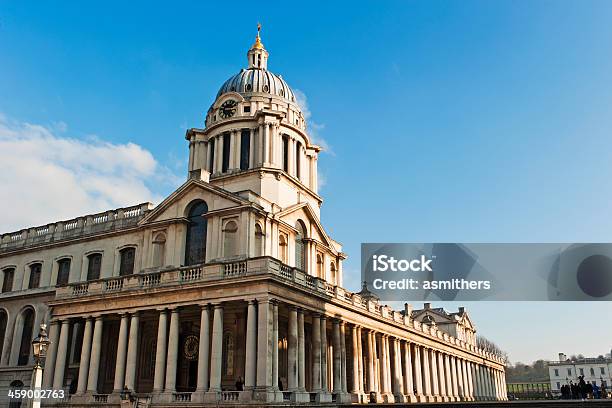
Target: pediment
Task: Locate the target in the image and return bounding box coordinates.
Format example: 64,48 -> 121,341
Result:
139,178 -> 252,225
274,202 -> 338,253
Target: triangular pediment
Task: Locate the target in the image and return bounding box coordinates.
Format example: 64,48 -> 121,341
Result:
139,178 -> 254,225
274,202 -> 338,253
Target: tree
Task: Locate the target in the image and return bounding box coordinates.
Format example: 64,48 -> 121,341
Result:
477,335 -> 508,363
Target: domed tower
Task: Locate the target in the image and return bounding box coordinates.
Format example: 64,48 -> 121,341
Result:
186,26 -> 322,217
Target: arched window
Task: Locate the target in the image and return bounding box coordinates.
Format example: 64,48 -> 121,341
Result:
87,253 -> 102,281
2,268 -> 14,292
56,258 -> 71,286
119,247 -> 136,276
316,253 -> 323,279
223,220 -> 238,258
0,310 -> 7,361
222,332 -> 234,377
184,200 -> 208,266
330,261 -> 337,285
28,263 -> 42,289
254,224 -> 264,257
152,233 -> 166,268
279,233 -> 288,263
295,221 -> 307,271
18,308 -> 35,365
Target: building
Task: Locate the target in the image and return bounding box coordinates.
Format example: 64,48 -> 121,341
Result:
411,303 -> 477,347
0,28 -> 507,406
549,352 -> 612,395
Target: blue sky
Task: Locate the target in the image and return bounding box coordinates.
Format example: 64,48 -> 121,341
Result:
1,1 -> 612,364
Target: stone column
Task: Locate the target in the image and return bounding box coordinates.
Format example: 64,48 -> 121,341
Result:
402,341 -> 415,401
466,361 -> 474,401
164,308 -> 180,393
86,316 -> 103,393
254,299 -> 274,401
320,317 -> 328,392
311,314 -> 322,392
366,330 -> 375,393
124,312 -> 140,391
391,338 -> 404,400
412,344 -> 424,400
113,313 -> 129,392
430,349 -> 439,400
421,347 -> 432,400
209,303 -> 224,392
287,307 -> 298,391
444,354 -> 453,401
456,358 -> 465,400
153,309 -> 168,393
297,309 -> 306,392
76,318 -> 93,394
332,319 -> 342,393
485,367 -> 493,400
52,319 -> 70,389
356,327 -> 364,395
263,123 -> 270,165
196,306 -> 211,393
42,320 -> 60,388
272,302 -> 279,391
340,322 -> 347,393
437,350 -> 446,400
475,364 -> 484,400
244,301 -> 257,391
350,325 -> 359,394
229,129 -> 239,170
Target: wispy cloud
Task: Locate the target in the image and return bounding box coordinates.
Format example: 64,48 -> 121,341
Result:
293,89 -> 333,155
0,113 -> 179,232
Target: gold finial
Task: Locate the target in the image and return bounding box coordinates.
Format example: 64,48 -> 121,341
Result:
252,22 -> 264,49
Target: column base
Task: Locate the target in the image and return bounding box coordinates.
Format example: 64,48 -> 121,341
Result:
203,391 -> 221,403
290,390 -> 310,402
333,392 -> 353,403
393,393 -> 408,403
350,392 -> 368,403
314,391 -> 332,403
253,387 -> 282,402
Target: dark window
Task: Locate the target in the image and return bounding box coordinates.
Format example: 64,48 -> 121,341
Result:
240,130 -> 250,170
119,247 -> 136,276
295,221 -> 306,271
222,133 -> 231,172
282,135 -> 289,172
28,263 -> 41,289
2,268 -> 14,292
209,139 -> 215,172
56,259 -> 71,286
295,141 -> 301,179
87,253 -> 102,281
0,311 -> 7,359
185,201 -> 208,266
18,309 -> 34,365
243,105 -> 251,113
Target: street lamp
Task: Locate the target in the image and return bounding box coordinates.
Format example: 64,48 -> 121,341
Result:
30,322 -> 50,408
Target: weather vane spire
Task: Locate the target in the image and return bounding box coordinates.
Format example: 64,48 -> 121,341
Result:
252,22 -> 264,50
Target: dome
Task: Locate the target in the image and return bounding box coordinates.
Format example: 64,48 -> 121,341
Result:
216,68 -> 296,102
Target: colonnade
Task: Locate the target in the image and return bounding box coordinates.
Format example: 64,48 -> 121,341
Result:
42,299 -> 507,404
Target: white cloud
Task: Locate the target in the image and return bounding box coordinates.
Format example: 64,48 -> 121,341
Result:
293,89 -> 333,155
0,114 -> 178,232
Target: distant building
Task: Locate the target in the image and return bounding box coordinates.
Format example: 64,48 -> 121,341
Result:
548,352 -> 612,395
411,303 -> 477,346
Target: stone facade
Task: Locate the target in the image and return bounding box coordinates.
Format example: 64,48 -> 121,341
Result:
549,353 -> 612,396
0,29 -> 507,406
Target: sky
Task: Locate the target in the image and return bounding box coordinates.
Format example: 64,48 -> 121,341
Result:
1,1 -> 612,364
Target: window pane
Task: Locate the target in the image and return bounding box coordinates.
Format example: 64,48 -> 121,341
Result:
209,138 -> 215,172
240,130 -> 250,170
57,259 -> 71,285
185,201 -> 208,266
28,263 -> 41,289
119,248 -> 135,276
18,309 -> 34,365
2,268 -> 14,292
87,254 -> 102,280
222,132 -> 231,172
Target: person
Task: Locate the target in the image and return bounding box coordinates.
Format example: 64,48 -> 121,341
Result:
593,383 -> 600,399
235,376 -> 244,391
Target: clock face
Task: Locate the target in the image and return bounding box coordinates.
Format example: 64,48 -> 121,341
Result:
218,100 -> 237,119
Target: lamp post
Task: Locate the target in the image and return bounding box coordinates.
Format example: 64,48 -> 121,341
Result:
30,322 -> 50,408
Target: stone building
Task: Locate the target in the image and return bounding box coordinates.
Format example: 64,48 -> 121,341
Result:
549,352 -> 612,396
0,29 -> 507,406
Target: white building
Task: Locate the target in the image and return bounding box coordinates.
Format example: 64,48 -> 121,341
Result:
549,352 -> 612,394
0,28 -> 507,406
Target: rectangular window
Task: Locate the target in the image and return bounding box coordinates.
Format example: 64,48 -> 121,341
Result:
240,130 -> 250,170
209,138 -> 215,172
568,368 -> 572,376
580,368 -> 584,376
601,367 -> 606,375
56,259 -> 71,285
222,133 -> 231,173
556,382 -> 560,390
28,263 -> 41,289
87,254 -> 102,281
295,141 -> 301,179
590,368 -> 595,376
243,106 -> 251,113
554,369 -> 559,377
2,268 -> 14,292
119,247 -> 136,276
282,136 -> 289,172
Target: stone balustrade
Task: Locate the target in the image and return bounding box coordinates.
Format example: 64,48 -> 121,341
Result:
55,256 -> 504,364
0,203 -> 152,253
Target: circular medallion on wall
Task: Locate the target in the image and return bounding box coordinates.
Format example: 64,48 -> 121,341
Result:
183,334 -> 199,360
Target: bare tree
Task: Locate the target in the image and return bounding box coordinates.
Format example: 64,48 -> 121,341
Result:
477,335 -> 508,363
